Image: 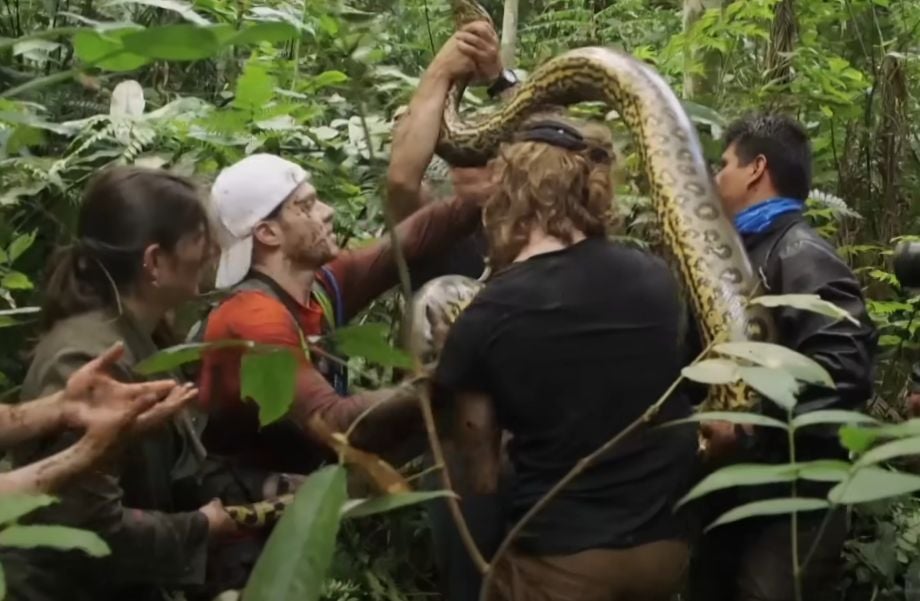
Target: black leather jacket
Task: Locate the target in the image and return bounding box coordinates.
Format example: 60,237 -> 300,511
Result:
742,212 -> 879,461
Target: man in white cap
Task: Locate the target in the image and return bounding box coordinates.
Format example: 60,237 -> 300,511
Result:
195,27 -> 496,477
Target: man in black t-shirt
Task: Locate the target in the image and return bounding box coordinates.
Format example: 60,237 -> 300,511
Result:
434,115 -> 697,601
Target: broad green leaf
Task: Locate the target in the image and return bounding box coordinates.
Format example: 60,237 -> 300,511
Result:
228,22 -> 298,46
840,425 -> 879,455
714,341 -> 834,387
0,494 -> 56,525
681,359 -> 740,384
332,323 -> 413,369
104,0 -> 210,25
0,525 -> 109,557
241,349 -> 297,426
739,366 -> 800,410
134,340 -> 253,375
750,294 -> 860,325
234,63 -> 276,112
72,29 -> 150,71
8,230 -> 36,262
244,465 -> 347,601
792,410 -> 878,430
342,490 -> 458,519
1,271 -> 32,290
310,70 -> 349,90
123,25 -> 221,60
13,39 -> 62,58
840,419 -> 920,454
706,498 -> 830,531
796,460 -> 850,483
677,464 -> 798,508
663,411 -> 788,430
829,467 -> 920,504
855,436 -> 920,469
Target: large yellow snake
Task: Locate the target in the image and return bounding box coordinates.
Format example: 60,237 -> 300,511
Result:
225,0 -> 775,528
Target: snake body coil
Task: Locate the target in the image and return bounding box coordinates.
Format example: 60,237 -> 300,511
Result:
226,0 -> 776,529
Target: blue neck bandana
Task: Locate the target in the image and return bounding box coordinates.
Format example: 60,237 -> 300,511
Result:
734,197 -> 804,235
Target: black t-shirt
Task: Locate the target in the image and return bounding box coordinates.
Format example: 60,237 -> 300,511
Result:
435,237 -> 698,555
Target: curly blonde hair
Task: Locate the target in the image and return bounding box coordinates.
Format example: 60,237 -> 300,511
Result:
483,113 -> 616,269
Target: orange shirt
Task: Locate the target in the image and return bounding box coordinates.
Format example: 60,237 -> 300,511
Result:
198,193 -> 480,472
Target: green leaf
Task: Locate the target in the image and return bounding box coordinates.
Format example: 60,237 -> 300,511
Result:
1,271 -> 32,290
0,560 -> 5,600
72,29 -> 150,72
829,467 -> 920,504
739,366 -> 800,410
103,0 -> 210,25
0,525 -> 109,557
332,323 -> 413,369
122,25 -> 221,60
677,464 -> 798,508
0,494 -> 56,525
839,419 -> 920,454
663,411 -> 788,430
681,359 -> 740,384
796,460 -> 850,483
792,410 -> 878,430
309,70 -> 349,90
244,465 -> 347,601
855,436 -> 920,469
714,341 -> 834,387
840,425 -> 879,455
133,340 -> 253,375
706,498 -> 830,531
234,63 -> 276,111
750,294 -> 860,325
342,490 -> 458,519
241,349 -> 297,426
228,22 -> 298,46
8,230 -> 36,262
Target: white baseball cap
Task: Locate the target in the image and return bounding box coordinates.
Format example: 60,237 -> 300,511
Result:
210,154 -> 310,289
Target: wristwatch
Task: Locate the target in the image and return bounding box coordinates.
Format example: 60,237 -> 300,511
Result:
487,69 -> 520,98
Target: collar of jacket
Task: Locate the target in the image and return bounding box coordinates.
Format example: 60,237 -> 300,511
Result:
734,196 -> 805,235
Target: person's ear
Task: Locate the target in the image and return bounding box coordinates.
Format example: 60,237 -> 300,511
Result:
141,243 -> 164,288
253,220 -> 282,248
746,154 -> 768,190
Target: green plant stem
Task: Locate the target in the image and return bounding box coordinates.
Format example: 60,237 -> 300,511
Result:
0,68 -> 77,98
789,411 -> 803,601
367,100 -> 488,574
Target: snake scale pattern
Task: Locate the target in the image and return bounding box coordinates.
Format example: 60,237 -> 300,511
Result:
225,0 -> 775,528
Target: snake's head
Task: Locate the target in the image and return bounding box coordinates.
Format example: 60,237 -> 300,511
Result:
451,0 -> 494,28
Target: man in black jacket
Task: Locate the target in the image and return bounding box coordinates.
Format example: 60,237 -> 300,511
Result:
691,113 -> 879,601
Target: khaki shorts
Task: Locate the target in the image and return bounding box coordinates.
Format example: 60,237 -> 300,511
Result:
488,539 -> 690,601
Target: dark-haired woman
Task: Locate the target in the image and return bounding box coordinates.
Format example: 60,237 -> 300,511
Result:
434,116 -> 698,601
2,167 -> 246,601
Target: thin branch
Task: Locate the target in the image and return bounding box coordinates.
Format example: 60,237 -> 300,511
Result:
0,69 -> 77,98
362,99 -> 488,574
478,336 -> 720,601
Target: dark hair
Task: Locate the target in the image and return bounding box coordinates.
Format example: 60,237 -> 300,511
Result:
42,166 -> 207,329
723,113 -> 812,201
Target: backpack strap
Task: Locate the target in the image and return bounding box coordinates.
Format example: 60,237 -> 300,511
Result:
186,270 -> 349,395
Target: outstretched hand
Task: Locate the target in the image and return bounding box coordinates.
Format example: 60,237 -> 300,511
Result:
61,342 -> 197,447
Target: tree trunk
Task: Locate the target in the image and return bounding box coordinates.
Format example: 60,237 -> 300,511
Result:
500,0 -> 519,69
682,0 -> 722,100
765,0 -> 798,92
